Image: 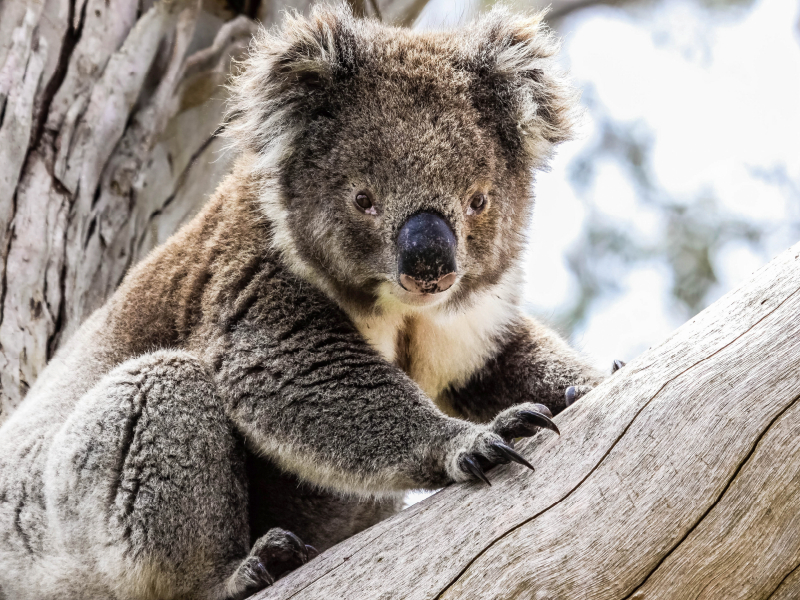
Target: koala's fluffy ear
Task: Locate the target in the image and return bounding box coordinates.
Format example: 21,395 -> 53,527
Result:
224,2 -> 357,171
462,7 -> 580,169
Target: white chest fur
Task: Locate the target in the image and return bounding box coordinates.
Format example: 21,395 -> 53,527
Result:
351,274 -> 521,410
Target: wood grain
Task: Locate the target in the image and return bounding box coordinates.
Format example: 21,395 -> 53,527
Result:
256,242 -> 800,600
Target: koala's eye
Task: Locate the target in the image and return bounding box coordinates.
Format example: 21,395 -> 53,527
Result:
467,193 -> 486,216
354,191 -> 377,216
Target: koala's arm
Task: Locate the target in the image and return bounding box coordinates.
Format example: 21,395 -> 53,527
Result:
214,286 -> 552,495
444,316 -> 606,423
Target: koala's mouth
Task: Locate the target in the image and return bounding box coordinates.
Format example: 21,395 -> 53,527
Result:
398,272 -> 457,295
386,279 -> 458,308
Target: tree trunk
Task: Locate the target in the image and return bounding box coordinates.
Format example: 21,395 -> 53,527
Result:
0,0 -> 253,421
0,0 -> 428,424
254,241 -> 800,600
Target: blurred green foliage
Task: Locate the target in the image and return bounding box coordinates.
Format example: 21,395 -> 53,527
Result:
561,94 -> 765,332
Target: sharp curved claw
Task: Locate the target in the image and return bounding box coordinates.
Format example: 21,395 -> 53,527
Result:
254,561 -> 273,584
612,359 -> 626,373
460,454 -> 491,486
531,403 -> 553,418
286,531 -> 306,550
491,440 -> 535,472
520,410 -> 560,435
305,545 -> 319,559
565,386 -> 579,407
286,530 -> 306,555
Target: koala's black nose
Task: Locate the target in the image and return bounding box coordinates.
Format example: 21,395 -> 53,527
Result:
396,212 -> 457,295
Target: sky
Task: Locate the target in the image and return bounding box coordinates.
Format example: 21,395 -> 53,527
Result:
532,0 -> 800,368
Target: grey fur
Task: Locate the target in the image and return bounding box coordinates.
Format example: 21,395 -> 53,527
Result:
0,4 -> 602,599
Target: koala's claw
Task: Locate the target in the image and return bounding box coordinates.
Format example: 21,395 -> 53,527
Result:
518,410 -> 560,436
232,557 -> 275,600
493,405 -> 560,440
531,403 -> 553,418
565,385 -> 594,407
253,560 -> 274,585
565,386 -> 578,406
491,439 -> 535,472
305,544 -> 319,559
457,439 -> 536,486
284,530 -> 307,557
460,454 -> 492,486
612,359 -> 626,373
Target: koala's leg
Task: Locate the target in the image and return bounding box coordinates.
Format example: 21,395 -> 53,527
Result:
45,351 -> 311,600
443,316 -> 606,423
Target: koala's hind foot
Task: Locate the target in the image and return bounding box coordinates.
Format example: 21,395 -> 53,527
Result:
226,529 -> 317,600
450,403 -> 559,486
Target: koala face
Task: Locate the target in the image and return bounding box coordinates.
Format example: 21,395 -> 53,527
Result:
279,60 -> 521,312
227,3 -> 577,315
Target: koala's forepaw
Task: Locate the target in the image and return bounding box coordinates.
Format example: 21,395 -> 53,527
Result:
230,528 -> 317,599
238,556 -> 275,593
253,528 -> 317,580
456,438 -> 534,486
451,403 -> 559,486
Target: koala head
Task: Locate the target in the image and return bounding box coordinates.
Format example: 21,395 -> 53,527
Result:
226,2 -> 578,316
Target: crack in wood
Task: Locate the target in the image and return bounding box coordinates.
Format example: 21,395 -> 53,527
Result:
621,391 -> 800,600
434,282 -> 800,600
30,0 -> 87,153
46,229 -> 70,359
766,556 -> 800,599
0,214 -> 12,329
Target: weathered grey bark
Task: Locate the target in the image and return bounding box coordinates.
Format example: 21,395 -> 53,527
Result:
254,241 -> 800,600
4,0 -> 796,594
0,0 -> 430,424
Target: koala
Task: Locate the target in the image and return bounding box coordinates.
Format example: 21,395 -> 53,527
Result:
0,4 -> 610,599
